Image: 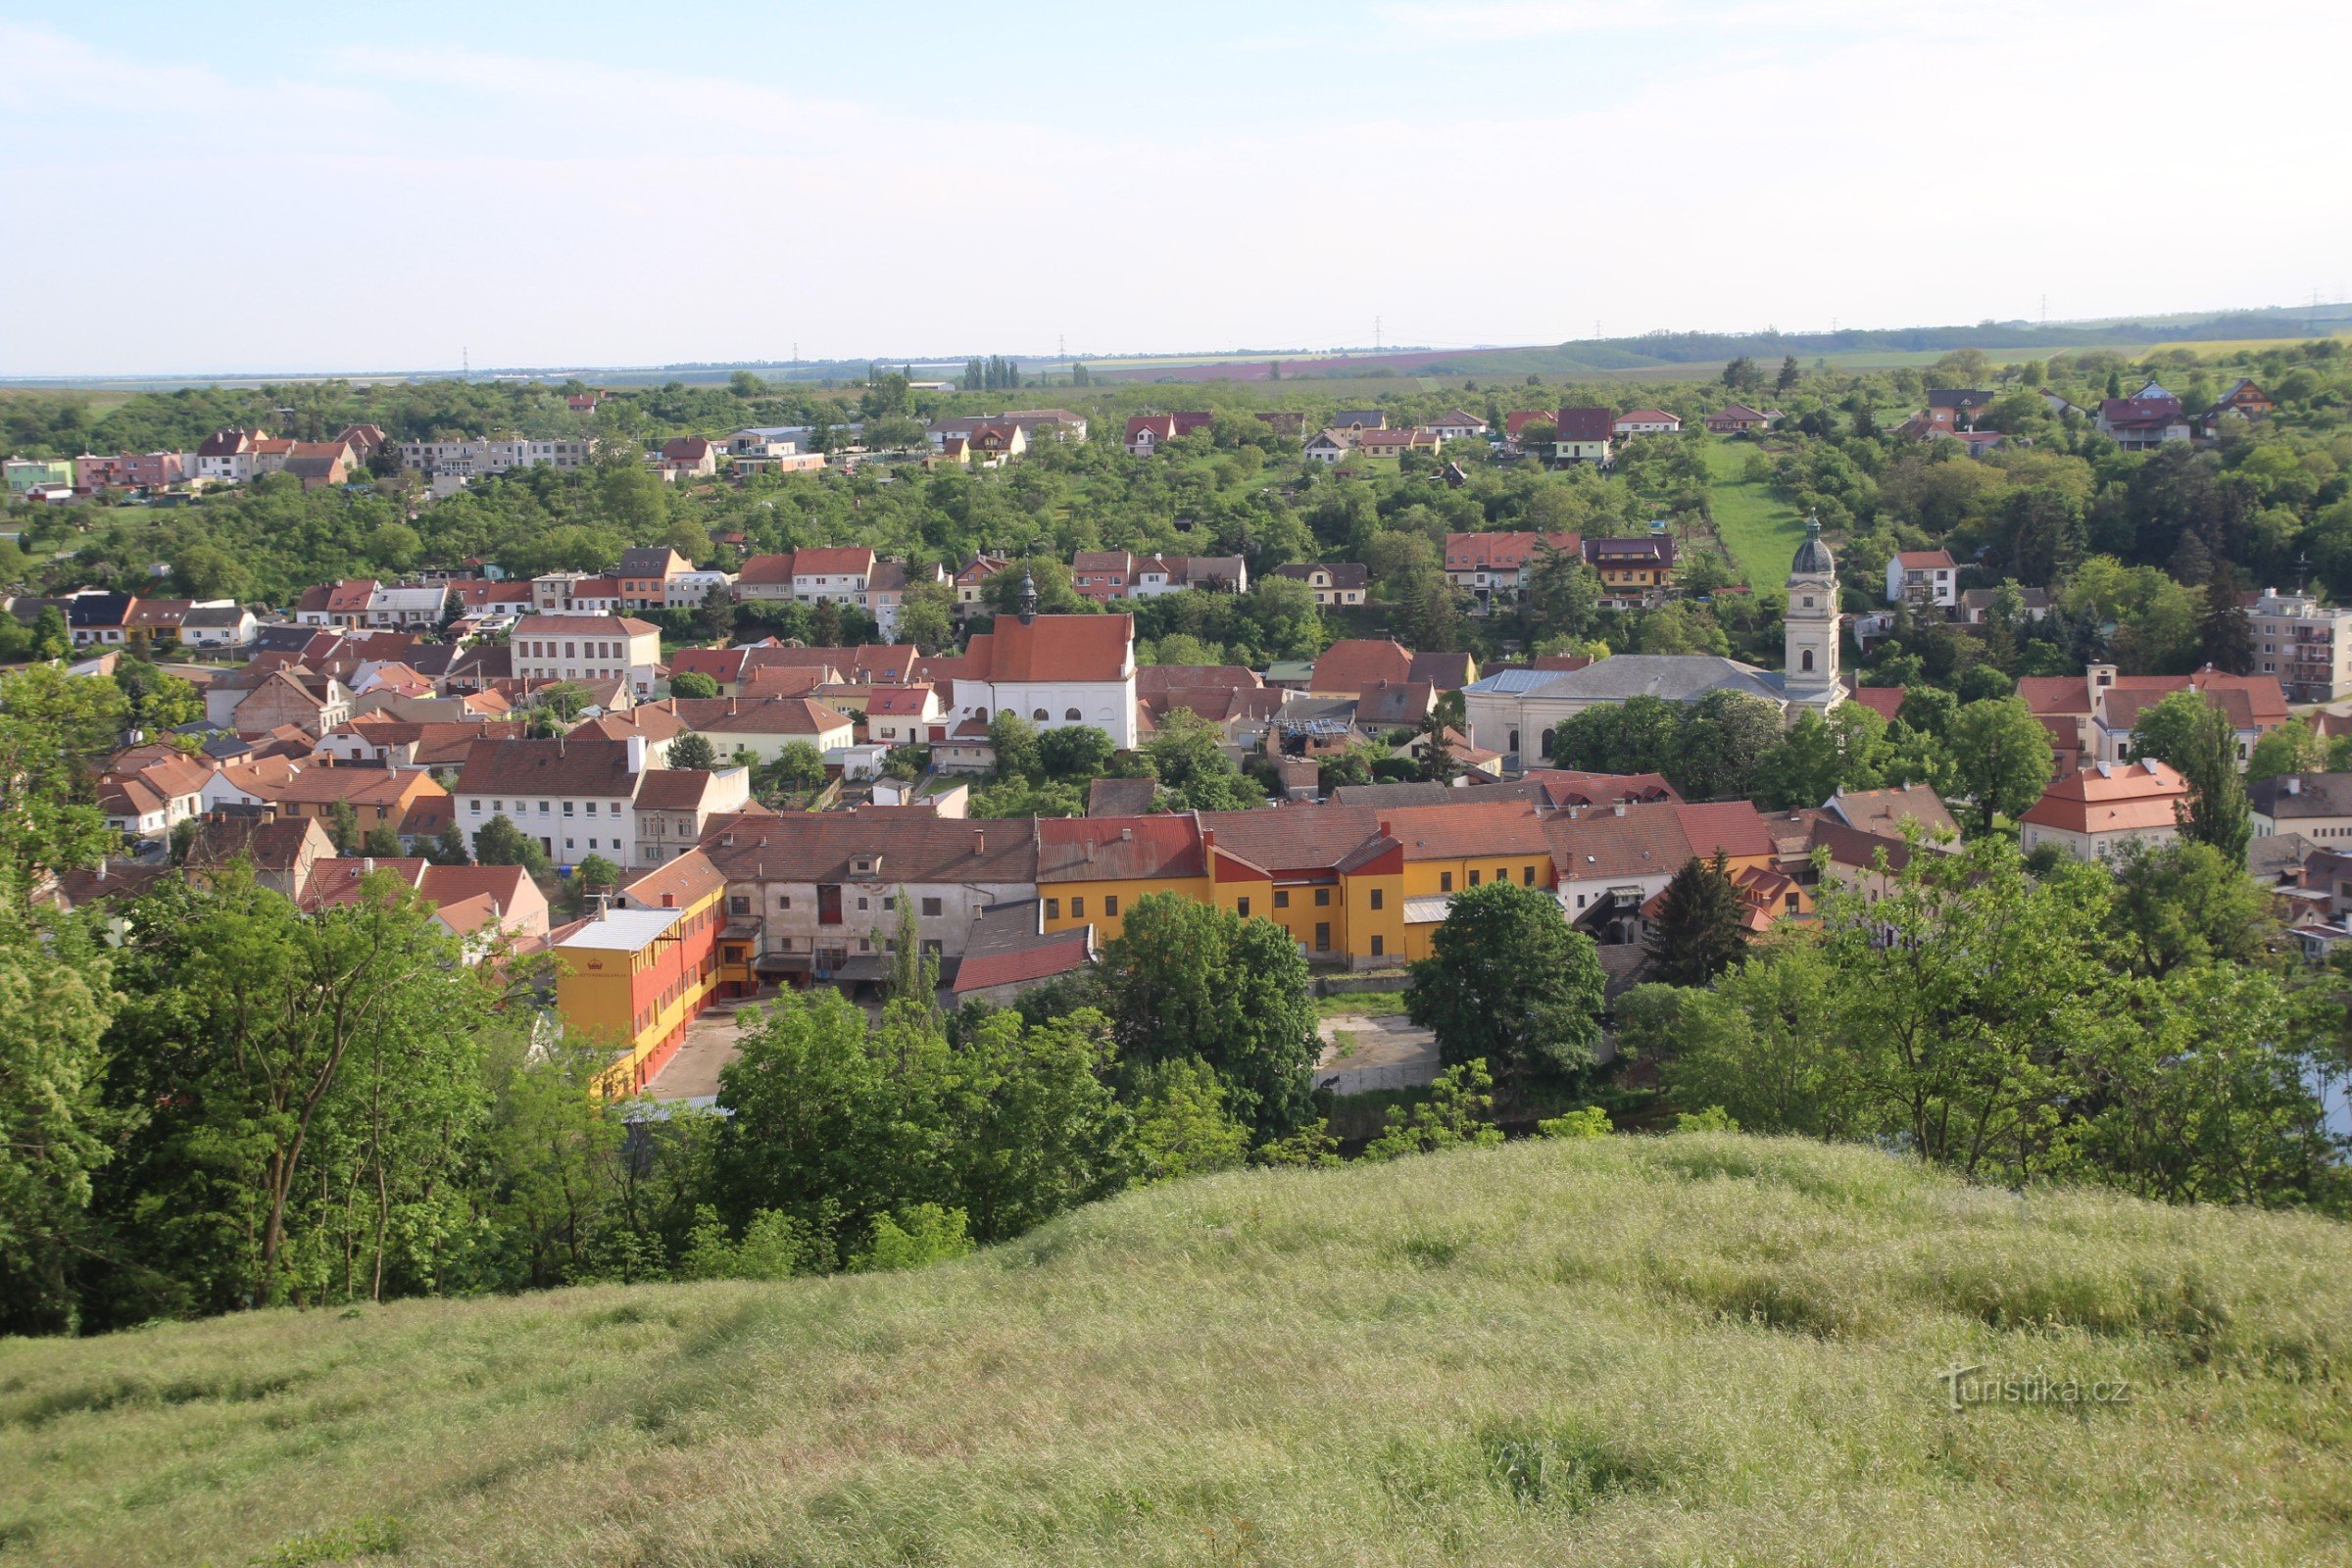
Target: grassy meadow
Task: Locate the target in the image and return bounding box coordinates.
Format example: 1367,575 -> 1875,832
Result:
1698,435 -> 1810,585
2,1134 -> 2348,1566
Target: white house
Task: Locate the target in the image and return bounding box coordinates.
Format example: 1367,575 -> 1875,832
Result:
791,546 -> 876,603
180,603 -> 257,651
1612,410 -> 1683,437
666,568 -> 736,610
1885,550 -> 1957,609
511,613 -> 663,699
452,734 -> 648,867
366,583 -> 450,628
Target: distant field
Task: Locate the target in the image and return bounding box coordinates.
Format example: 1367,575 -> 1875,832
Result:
1700,436 -> 1808,585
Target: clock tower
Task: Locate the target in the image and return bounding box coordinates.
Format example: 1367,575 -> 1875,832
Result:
1783,513 -> 1841,708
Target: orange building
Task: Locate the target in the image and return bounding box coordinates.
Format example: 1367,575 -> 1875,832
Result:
558,849 -> 727,1095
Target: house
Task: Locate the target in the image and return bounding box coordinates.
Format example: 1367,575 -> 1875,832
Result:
968,423 -> 1028,466
182,814 -> 336,903
1408,650 -> 1478,692
1355,426 -> 1444,459
2019,663 -> 2288,768
700,813 -> 1041,992
1272,563 -> 1368,607
790,546 -> 875,606
2204,378 -> 2276,430
234,669 -> 353,736
2096,382 -> 2192,448
946,600 -> 1139,748
1582,535 -> 1677,603
1444,530 -> 1582,608
614,547 -> 690,610
858,560 -> 944,641
366,582 -> 450,628
1036,814 -> 1212,945
665,568 -> 735,611
641,695 -> 858,762
74,451 -> 183,493
630,767 -> 756,865
864,683 -> 943,748
510,614 -> 663,699
1307,638 -> 1414,697
394,437 -> 595,477
123,599 -> 195,648
1132,556 -> 1248,597
1885,550 -> 1957,609
262,759 -> 451,846
1825,783 -> 1957,841
1302,428 -> 1359,465
180,603 -> 258,651
66,591 -> 135,648
1551,408 -> 1615,465
1923,388 -> 1995,430
1332,410 -> 1388,431
952,554 -> 1012,619
296,578 -> 377,628
732,553 -> 800,603
1502,411 -> 1555,449
1547,801 -> 1779,944
95,752 -> 213,839
1612,409 -> 1682,437
2018,760 -> 2189,861
1703,403 -> 1772,434
1956,586 -> 2053,625
1429,410 -> 1489,441
1070,551 -> 1137,603
194,428 -> 268,483
656,436 -> 718,480
1123,413 -> 1213,456
452,735 -> 650,866
282,442 -> 350,490
305,859 -> 550,956
2250,588 -> 2352,702
2249,774 -> 2352,842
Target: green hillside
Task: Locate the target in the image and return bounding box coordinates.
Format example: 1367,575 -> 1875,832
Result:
3,1135 -> 2348,1567
1699,435 -> 1810,586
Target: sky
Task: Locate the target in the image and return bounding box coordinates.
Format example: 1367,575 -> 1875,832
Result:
2,0 -> 2347,377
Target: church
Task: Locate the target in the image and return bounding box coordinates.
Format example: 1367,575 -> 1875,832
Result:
1463,517 -> 1844,765
944,571 -> 1142,748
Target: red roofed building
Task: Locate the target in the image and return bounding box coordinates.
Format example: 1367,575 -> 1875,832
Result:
1307,638 -> 1415,696
2018,760 -> 2188,862
1445,531 -> 1582,608
2019,662 -> 2287,769
1123,412 -> 1213,456
1885,549 -> 1957,609
948,609 -> 1139,746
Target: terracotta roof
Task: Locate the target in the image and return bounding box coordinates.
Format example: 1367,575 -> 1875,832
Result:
952,902 -> 1094,994
2018,760 -> 2189,836
184,815 -> 329,875
735,553 -> 798,586
1829,784 -> 1957,839
1037,814 -> 1206,882
1521,769 -> 1681,807
1407,651 -> 1475,691
1310,638 -> 1414,694
574,706 -> 691,745
1616,409 -> 1678,423
737,664 -> 833,698
668,647 -> 751,684
1198,805 -> 1385,873
1445,531 -> 1581,572
268,763 -> 430,810
1385,800 -> 1554,860
655,695 -> 854,736
512,613 -> 659,638
618,847 -> 726,911
632,769 -> 724,811
1846,685 -> 1905,723
1893,550 -> 1956,568
964,614 -> 1132,683
303,856 -> 429,907
792,546 -> 875,576
864,684 -> 936,716
1087,777 -> 1158,817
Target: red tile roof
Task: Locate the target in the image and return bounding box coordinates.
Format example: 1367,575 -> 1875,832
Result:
2019,760 -> 2188,835
964,614 -> 1132,683
1037,814 -> 1206,882
1310,637 -> 1414,693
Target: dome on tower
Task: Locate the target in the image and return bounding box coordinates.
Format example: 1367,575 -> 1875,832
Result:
1790,513 -> 1835,576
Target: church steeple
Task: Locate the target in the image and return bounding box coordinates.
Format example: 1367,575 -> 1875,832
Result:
1783,510 -> 1839,705
1016,567 -> 1038,624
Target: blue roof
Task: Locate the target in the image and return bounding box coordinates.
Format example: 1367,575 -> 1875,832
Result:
1463,668 -> 1561,696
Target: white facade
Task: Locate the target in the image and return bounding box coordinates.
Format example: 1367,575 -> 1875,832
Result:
512,615 -> 663,698
395,437 -> 595,476
1885,554 -> 1957,609
458,740 -> 646,868
366,584 -> 450,627
949,668 -> 1140,750
2251,589 -> 2352,703
666,569 -> 737,609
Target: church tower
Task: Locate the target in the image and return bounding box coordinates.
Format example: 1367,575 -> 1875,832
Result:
1783,512 -> 1840,707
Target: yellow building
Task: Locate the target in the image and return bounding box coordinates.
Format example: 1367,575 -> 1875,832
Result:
557,850 -> 727,1096
1036,816 -> 1213,945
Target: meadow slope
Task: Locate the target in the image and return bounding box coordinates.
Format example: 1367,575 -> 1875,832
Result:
3,1135 -> 2349,1567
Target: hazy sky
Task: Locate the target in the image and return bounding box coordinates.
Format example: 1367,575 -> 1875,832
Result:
3,1 -> 2345,376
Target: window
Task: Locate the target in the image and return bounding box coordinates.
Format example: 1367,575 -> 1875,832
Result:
1439,872 -> 1452,892
857,896 -> 868,910
729,896 -> 750,915
1469,870 -> 1481,887
565,838 -> 575,850
1103,895 -> 1118,916
1523,865 -> 1536,886
1370,889 -> 1383,910
538,800 -> 550,814
564,801 -> 574,816
491,800 -> 504,813
1045,898 -> 1060,920
1033,708 -> 1050,720
1065,708 -> 1082,721
882,895 -> 896,910
1274,890 -> 1290,908
921,897 -> 942,917
1801,649 -> 1815,672
1370,935 -> 1384,957
1236,897 -> 1250,917
468,799 -> 481,814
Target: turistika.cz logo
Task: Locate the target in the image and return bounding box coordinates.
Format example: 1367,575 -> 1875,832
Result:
1935,1362 -> 2132,1412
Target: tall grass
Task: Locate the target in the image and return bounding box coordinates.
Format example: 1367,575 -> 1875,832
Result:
1699,435 -> 1809,587
1,1134 -> 2347,1566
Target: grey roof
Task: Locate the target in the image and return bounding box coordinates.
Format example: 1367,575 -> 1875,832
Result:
1518,656 -> 1784,706
1791,516 -> 1835,576
2248,774 -> 2352,819
1332,779 -> 1549,808
1462,667 -> 1563,697
2247,832 -> 2318,881
181,604 -> 249,627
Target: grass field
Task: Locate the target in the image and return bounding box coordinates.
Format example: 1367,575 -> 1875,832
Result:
2,1134 -> 2347,1566
1699,436 -> 1809,586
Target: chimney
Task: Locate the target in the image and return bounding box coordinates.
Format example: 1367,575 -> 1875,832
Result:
1613,803 -> 1627,816
2288,775 -> 2302,796
626,734 -> 647,774
1120,826 -> 1133,841
971,830 -> 986,856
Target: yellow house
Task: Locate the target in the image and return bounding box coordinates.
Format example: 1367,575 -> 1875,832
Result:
1036,816 -> 1213,945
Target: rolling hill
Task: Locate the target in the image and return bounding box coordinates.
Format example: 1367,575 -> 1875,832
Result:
2,1135 -> 2347,1566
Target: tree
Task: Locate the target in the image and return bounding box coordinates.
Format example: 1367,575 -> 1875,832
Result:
427,823 -> 470,866
0,923 -> 118,1333
765,740 -> 827,796
895,580 -> 956,655
473,813 -> 548,874
2246,716 -> 2325,783
576,855 -> 619,895
1124,1058 -> 1250,1183
0,666 -> 124,911
1523,540 -> 1600,642
2199,569 -> 2254,674
1645,855 -> 1748,987
2107,839 -> 2276,978
666,732 -> 718,771
1099,893 -> 1318,1139
2167,697 -> 2253,863
1407,880 -> 1604,1090
1036,724 -> 1113,782
1945,696 -> 2053,836
325,799 -> 360,854
987,710 -> 1042,780
1668,690 -> 1784,800
361,824 -> 403,858
1776,354 -> 1801,394
1651,944 -> 1861,1139
669,671 -> 720,700
1362,1060 -> 1504,1159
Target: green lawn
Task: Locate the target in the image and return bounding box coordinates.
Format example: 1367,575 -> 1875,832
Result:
2,1134 -> 2347,1566
1699,435 -> 1809,587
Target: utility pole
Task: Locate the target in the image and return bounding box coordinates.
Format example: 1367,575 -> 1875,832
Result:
2039,293 -> 2049,327
461,345 -> 469,381
1375,316 -> 1382,353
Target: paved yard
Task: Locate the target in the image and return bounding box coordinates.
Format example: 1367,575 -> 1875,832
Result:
645,997 -> 760,1102
1314,1012 -> 1439,1096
